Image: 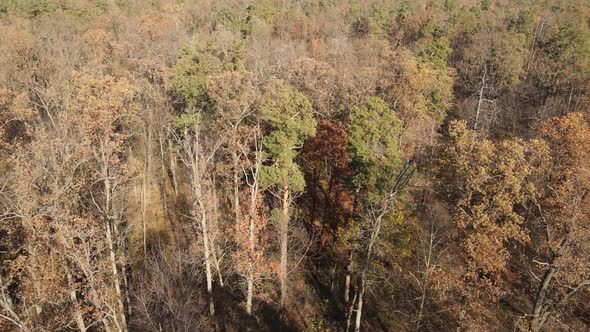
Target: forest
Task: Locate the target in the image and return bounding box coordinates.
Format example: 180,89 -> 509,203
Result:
0,0 -> 589,331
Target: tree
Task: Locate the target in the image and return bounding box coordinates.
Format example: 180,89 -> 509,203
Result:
346,96 -> 412,331
171,32 -> 246,318
67,71 -> 140,332
301,120 -> 352,246
526,113 -> 590,331
173,30 -> 245,110
207,70 -> 257,236
259,79 -> 316,308
434,120 -> 546,330
232,124 -> 274,316
173,110 -> 221,317
380,49 -> 454,153
0,70 -> 139,331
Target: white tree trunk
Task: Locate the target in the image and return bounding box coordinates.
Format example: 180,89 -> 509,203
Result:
201,209 -> 215,317
355,212 -> 386,332
280,185 -> 290,308
65,265 -> 87,332
101,141 -> 128,332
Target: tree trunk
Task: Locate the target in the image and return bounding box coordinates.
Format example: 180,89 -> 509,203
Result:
101,146 -> 128,332
280,185 -> 290,308
246,269 -> 254,315
246,199 -> 256,315
245,143 -> 262,317
232,133 -> 240,228
354,277 -> 365,332
141,122 -> 152,255
190,122 -> 215,317
474,64 -> 487,131
344,250 -> 353,314
114,221 -> 133,318
168,138 -> 178,196
210,177 -> 225,289
66,267 -> 87,332
105,219 -> 128,332
0,276 -> 24,329
201,209 -> 215,317
530,266 -> 556,332
345,288 -> 357,332
158,131 -> 169,220
415,227 -> 436,331
101,142 -> 127,331
355,214 -> 384,332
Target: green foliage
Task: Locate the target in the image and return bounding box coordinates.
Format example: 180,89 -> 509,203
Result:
508,8 -> 535,35
444,0 -> 459,11
490,31 -> 528,89
348,0 -> 397,38
348,96 -> 403,200
1,0 -> 60,17
382,50 -> 454,127
447,5 -> 481,37
417,36 -> 452,70
259,80 -> 317,192
173,32 -> 246,109
248,0 -> 283,24
212,2 -> 250,34
0,0 -> 113,18
542,16 -> 590,71
174,109 -> 203,129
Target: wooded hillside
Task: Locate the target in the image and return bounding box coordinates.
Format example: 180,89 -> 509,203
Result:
1,0 -> 589,331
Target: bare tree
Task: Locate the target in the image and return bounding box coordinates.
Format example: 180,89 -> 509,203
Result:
173,111 -> 222,317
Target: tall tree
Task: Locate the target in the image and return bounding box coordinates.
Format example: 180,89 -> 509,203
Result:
346,96 -> 411,332
435,120 -> 546,330
259,79 -> 316,308
526,113 -> 590,332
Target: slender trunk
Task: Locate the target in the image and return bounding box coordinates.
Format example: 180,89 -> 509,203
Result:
0,276 -> 24,329
530,266 -> 556,332
158,131 -> 168,219
246,199 -> 256,315
566,85 -> 574,114
66,267 -> 87,332
211,248 -> 224,288
355,215 -> 384,332
280,185 -> 290,308
344,183 -> 361,329
526,17 -> 541,76
141,178 -> 148,255
344,250 -> 352,312
416,228 -> 435,331
201,209 -> 215,316
456,299 -> 467,332
102,148 -> 128,332
121,257 -> 132,318
191,123 -> 215,317
530,233 -> 570,332
141,123 -> 152,255
210,175 -> 225,288
168,138 -> 178,196
416,289 -> 426,331
474,64 -> 487,131
105,219 -> 128,331
114,221 -> 132,318
345,288 -> 357,332
245,141 -> 262,316
354,278 -> 365,332
232,138 -> 240,227
69,248 -> 112,332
